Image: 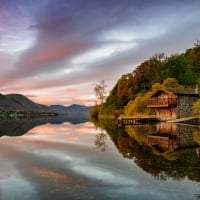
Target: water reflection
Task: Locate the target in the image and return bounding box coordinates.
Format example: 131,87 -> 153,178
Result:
1,120 -> 160,200
0,115 -> 88,137
0,118 -> 200,199
100,120 -> 200,182
148,123 -> 200,154
94,128 -> 107,152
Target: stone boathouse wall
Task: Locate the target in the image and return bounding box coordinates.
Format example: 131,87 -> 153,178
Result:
176,94 -> 199,119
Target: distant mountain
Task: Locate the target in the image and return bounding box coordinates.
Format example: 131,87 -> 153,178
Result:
0,93 -> 91,117
48,104 -> 91,118
49,104 -> 90,113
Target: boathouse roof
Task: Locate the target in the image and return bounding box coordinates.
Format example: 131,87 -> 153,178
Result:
150,88 -> 199,98
150,88 -> 176,98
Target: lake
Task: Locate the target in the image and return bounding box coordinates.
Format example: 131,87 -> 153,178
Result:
0,117 -> 200,200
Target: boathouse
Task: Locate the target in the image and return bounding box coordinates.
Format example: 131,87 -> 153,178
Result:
147,88 -> 199,121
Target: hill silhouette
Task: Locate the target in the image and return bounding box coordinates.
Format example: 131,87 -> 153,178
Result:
0,93 -> 90,117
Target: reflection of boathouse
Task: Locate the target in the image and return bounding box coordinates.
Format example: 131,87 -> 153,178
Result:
147,88 -> 199,121
148,123 -> 200,153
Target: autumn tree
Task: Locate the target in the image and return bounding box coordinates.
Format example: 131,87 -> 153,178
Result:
94,80 -> 107,105
101,73 -> 135,115
133,54 -> 165,93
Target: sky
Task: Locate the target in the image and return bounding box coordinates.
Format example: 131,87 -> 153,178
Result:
0,0 -> 200,106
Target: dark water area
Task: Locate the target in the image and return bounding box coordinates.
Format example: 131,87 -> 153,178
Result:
0,117 -> 200,200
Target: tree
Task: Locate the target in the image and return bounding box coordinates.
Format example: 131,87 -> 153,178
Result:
125,94 -> 153,116
102,73 -> 135,115
185,41 -> 200,79
132,54 -> 165,93
163,54 -> 196,85
94,80 -> 107,105
151,83 -> 162,92
162,78 -> 180,89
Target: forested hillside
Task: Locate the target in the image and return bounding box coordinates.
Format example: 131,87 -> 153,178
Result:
90,42 -> 200,119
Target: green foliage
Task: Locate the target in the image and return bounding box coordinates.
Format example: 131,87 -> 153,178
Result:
163,54 -> 196,85
162,78 -> 181,89
0,110 -> 57,119
125,94 -> 153,116
89,105 -> 101,120
151,83 -> 163,92
185,41 -> 200,74
193,130 -> 200,145
162,77 -> 195,93
193,99 -> 200,115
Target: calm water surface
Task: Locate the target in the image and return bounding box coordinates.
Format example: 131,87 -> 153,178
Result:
0,118 -> 200,200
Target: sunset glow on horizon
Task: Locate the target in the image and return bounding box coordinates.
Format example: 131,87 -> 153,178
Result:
0,0 -> 200,106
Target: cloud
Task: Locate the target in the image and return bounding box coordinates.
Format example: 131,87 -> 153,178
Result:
16,41 -> 87,74
65,88 -> 79,93
0,0 -> 200,105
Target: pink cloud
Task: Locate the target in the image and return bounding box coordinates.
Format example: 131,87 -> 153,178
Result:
65,88 -> 79,93
29,94 -> 73,106
20,42 -> 86,67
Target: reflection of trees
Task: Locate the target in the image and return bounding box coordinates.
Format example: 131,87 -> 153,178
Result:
91,118 -> 121,149
95,129 -> 107,152
127,125 -> 200,182
92,118 -> 116,152
92,119 -> 200,182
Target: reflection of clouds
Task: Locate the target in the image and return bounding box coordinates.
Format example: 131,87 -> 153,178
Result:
0,155 -> 17,180
30,166 -> 74,183
1,177 -> 38,200
66,136 -> 79,141
0,122 -> 199,199
59,126 -> 71,132
72,165 -> 138,186
24,145 -> 139,186
23,122 -> 96,145
29,122 -> 93,135
27,124 -> 55,135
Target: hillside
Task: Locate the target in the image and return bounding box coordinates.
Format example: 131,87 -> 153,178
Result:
0,93 -> 47,111
0,93 -> 90,117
